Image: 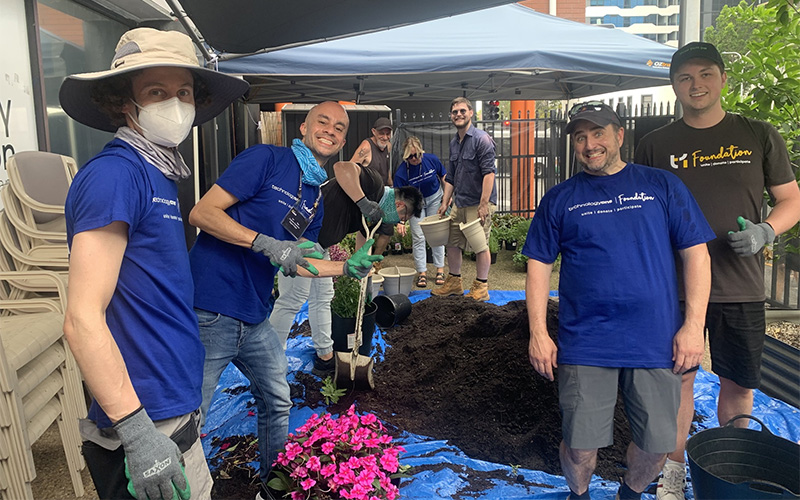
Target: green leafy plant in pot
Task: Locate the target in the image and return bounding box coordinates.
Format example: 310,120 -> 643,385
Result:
488,232 -> 500,264
330,276 -> 378,356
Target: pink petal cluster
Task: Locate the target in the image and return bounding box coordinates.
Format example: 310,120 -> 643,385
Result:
272,406 -> 406,500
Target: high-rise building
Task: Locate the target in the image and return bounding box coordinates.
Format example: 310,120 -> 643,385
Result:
583,0 -> 743,47
585,0 -> 681,46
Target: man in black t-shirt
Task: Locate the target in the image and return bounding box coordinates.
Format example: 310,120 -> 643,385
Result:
635,42 -> 800,500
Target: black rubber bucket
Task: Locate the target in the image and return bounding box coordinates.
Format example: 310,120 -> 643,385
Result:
687,414 -> 800,499
373,294 -> 412,328
330,302 -> 377,356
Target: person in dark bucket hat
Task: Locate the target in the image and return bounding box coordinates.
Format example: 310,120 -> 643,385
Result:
61,27 -> 248,500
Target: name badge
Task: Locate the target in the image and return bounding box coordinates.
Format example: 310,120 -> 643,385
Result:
281,206 -> 310,240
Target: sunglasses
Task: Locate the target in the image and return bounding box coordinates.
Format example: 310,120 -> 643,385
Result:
451,109 -> 469,116
568,100 -> 607,118
406,153 -> 419,160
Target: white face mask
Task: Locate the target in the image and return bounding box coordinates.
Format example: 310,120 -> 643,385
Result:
129,97 -> 196,147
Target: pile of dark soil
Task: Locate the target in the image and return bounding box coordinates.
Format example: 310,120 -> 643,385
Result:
211,297 -> 694,498
326,297 -> 632,480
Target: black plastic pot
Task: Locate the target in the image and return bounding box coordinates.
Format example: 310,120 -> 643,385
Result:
426,246 -> 433,264
490,252 -> 497,264
687,414 -> 800,499
330,302 -> 377,356
373,294 -> 412,328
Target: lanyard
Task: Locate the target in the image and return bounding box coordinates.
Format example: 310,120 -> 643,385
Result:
293,174 -> 322,222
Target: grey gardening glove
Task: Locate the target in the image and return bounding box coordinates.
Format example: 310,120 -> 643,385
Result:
113,406 -> 190,500
727,216 -> 775,256
356,196 -> 384,224
343,238 -> 384,279
251,234 -> 323,276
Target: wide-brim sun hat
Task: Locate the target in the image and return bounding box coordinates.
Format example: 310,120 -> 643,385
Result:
59,27 -> 249,132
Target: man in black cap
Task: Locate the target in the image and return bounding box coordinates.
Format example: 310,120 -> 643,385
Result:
635,41 -> 800,500
526,101 -> 714,500
351,116 -> 396,259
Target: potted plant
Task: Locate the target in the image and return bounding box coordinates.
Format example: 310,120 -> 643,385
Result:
488,232 -> 499,264
330,276 -> 377,356
269,405 -> 409,500
389,231 -> 403,255
401,225 -> 413,253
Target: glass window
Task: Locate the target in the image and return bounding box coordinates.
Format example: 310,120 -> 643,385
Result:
37,0 -> 129,167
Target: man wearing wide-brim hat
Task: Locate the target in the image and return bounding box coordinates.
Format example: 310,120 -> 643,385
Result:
60,27 -> 248,500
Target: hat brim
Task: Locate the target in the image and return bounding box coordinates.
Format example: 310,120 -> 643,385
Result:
565,116 -> 617,134
59,62 -> 250,133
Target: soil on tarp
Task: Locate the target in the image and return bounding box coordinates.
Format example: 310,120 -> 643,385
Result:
326,297 -> 633,480
211,297 -> 700,498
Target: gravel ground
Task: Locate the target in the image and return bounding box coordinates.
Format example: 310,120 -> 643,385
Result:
766,321 -> 800,349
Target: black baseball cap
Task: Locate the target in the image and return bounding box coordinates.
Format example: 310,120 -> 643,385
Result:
565,101 -> 622,134
373,117 -> 392,131
669,42 -> 725,81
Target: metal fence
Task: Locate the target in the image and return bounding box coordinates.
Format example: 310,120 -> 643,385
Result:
394,104 -> 798,309
393,108 -> 567,217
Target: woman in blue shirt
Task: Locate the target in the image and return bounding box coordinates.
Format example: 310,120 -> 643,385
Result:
394,136 -> 447,287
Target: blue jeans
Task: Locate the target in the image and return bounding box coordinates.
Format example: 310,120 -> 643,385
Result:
410,188 -> 445,272
195,308 -> 291,485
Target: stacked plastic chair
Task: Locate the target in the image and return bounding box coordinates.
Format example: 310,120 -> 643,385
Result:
0,151 -> 85,499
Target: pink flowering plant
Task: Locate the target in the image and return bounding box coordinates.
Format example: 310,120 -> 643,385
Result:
269,405 -> 408,500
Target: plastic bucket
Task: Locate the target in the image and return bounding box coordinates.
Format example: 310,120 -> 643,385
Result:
378,266 -> 416,296
459,218 -> 488,254
373,294 -> 412,328
687,415 -> 800,499
330,302 -> 378,356
368,274 -> 383,299
419,215 -> 451,247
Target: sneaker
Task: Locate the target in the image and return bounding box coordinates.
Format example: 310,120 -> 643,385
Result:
465,280 -> 489,301
431,274 -> 463,297
656,459 -> 687,500
312,354 -> 335,376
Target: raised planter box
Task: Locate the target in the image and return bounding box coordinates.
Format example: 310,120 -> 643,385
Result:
760,335 -> 800,409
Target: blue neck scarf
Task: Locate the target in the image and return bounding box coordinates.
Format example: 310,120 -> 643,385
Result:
291,139 -> 327,187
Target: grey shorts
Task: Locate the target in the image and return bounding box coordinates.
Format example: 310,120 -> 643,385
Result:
558,365 -> 680,454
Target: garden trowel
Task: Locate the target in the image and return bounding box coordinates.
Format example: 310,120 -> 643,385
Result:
334,216 -> 379,391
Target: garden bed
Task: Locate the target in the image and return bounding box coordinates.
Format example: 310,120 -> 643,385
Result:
210,296 -> 718,498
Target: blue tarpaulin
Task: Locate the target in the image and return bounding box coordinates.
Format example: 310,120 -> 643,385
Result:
202,291 -> 800,499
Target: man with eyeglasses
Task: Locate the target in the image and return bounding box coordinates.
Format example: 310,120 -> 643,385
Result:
635,42 -> 800,500
433,97 -> 498,301
351,117 -> 396,262
524,101 -> 714,500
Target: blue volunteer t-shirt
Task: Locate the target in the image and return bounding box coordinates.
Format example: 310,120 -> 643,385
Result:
189,145 -> 323,324
394,153 -> 446,197
65,139 -> 204,428
522,163 -> 714,368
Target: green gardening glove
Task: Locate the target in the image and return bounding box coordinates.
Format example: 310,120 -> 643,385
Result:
114,407 -> 191,500
727,216 -> 775,257
251,234 -> 323,276
343,238 -> 384,279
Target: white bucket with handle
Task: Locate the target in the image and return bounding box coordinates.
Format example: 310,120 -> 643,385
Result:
459,218 -> 488,254
418,215 -> 451,247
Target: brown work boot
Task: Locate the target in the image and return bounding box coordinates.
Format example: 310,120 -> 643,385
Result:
431,274 -> 463,297
373,260 -> 382,272
465,280 -> 489,301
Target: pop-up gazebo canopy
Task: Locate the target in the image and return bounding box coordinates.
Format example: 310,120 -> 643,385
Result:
218,4 -> 676,103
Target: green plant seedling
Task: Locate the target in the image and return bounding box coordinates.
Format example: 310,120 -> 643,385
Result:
321,376 -> 347,405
